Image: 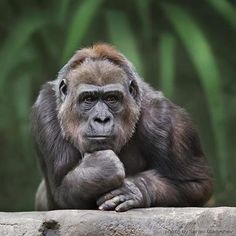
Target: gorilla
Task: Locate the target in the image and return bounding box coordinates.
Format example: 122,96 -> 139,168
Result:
32,43 -> 213,212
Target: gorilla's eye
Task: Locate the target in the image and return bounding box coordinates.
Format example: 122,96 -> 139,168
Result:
83,95 -> 94,103
106,95 -> 118,103
104,92 -> 123,106
59,79 -> 67,97
80,94 -> 97,104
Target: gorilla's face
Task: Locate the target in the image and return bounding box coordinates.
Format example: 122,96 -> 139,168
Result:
75,82 -> 128,153
57,59 -> 141,154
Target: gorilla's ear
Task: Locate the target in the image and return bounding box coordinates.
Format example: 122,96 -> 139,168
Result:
59,79 -> 67,99
129,80 -> 138,99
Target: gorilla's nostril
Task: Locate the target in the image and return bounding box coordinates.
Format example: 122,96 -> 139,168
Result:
104,117 -> 110,123
94,116 -> 110,124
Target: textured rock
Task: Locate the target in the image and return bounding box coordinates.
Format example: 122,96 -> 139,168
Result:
0,207 -> 235,236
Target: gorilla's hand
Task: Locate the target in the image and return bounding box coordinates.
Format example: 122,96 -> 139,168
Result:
81,150 -> 125,196
97,179 -> 146,212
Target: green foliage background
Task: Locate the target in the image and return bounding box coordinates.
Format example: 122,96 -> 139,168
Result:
0,0 -> 235,211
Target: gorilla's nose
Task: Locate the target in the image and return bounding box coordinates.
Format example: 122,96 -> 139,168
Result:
93,116 -> 111,125
91,113 -> 114,132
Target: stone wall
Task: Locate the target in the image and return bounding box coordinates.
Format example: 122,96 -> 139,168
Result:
0,207 -> 235,236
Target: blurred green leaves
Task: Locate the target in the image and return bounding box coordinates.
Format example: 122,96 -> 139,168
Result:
0,14 -> 47,89
159,33 -> 176,98
208,0 -> 236,30
107,10 -> 143,75
62,0 -> 104,63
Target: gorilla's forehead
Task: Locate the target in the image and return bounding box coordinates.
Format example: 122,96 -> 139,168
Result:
68,59 -> 128,86
77,83 -> 126,94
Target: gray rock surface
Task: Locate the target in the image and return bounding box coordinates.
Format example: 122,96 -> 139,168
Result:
0,207 -> 235,236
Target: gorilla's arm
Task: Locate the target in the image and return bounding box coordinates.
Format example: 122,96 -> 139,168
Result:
52,150 -> 125,209
32,84 -> 124,209
97,97 -> 213,211
137,99 -> 213,206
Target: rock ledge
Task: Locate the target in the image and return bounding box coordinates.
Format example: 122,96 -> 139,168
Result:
0,207 -> 235,235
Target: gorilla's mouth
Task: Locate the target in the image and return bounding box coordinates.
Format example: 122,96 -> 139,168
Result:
86,135 -> 112,141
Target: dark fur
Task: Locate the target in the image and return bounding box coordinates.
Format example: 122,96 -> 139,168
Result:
32,44 -> 213,211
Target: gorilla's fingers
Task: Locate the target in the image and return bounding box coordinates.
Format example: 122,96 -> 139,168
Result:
97,189 -> 122,206
98,195 -> 126,210
115,200 -> 137,212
